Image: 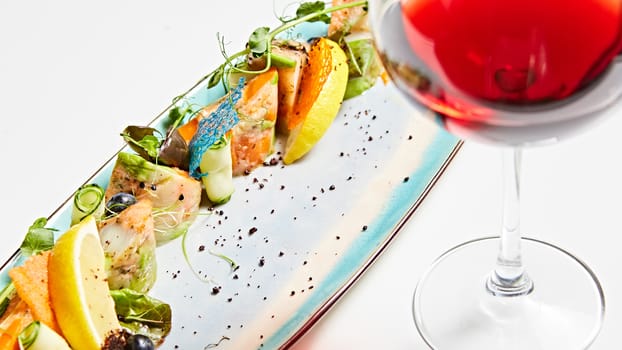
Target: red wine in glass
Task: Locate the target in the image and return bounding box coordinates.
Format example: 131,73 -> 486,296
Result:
376,0 -> 622,146
369,0 -> 622,348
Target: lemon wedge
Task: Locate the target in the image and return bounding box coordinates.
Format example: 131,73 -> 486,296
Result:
283,38 -> 349,164
48,215 -> 121,350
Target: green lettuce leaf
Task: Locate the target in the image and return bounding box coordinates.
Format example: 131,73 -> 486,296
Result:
343,38 -> 384,100
110,288 -> 172,345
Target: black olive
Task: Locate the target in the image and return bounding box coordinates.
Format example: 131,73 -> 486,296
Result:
124,334 -> 154,350
106,192 -> 137,214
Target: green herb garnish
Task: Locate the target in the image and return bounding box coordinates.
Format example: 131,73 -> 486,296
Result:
295,1 -> 331,24
121,128 -> 162,160
20,218 -> 57,258
194,1 -> 368,93
248,26 -> 271,57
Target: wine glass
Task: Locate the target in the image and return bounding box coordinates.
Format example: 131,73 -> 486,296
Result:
367,0 -> 622,348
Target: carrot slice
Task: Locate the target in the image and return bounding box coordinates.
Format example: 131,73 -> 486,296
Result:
177,117 -> 199,143
0,299 -> 32,350
8,251 -> 61,335
0,317 -> 22,350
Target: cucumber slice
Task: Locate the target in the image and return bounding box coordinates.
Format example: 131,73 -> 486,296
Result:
200,136 -> 234,205
18,321 -> 71,350
71,184 -> 105,225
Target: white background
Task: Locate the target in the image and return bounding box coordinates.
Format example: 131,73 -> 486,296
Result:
1,0 -> 620,349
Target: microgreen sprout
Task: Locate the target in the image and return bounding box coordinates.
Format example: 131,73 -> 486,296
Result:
208,250 -> 239,271
166,102 -> 200,131
121,128 -> 163,160
205,336 -> 231,349
186,0 -> 368,95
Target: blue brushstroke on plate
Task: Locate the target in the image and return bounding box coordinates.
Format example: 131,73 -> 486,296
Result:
259,122 -> 458,349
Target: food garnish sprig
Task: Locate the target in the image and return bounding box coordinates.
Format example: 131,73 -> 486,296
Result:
172,0 -> 368,100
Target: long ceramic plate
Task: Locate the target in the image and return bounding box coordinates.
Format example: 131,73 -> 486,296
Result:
0,22 -> 460,349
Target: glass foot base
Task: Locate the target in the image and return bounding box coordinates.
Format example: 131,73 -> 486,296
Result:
413,237 -> 604,350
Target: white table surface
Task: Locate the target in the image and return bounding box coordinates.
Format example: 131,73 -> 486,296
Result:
1,1 -> 620,349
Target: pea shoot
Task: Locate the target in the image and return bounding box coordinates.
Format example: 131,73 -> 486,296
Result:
195,0 -> 368,91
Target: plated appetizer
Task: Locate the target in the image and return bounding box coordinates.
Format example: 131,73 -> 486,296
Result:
0,1 -> 382,349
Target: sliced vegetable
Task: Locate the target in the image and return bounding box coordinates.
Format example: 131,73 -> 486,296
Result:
71,184 -> 105,225
110,289 -> 172,346
18,321 -> 70,350
200,135 -> 234,205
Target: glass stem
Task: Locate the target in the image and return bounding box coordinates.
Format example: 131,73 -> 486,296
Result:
486,148 -> 534,297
